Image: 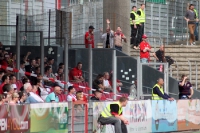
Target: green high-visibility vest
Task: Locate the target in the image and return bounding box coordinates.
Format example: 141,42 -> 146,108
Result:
152,84 -> 164,100
138,8 -> 145,23
194,9 -> 198,18
101,102 -> 123,118
130,11 -> 140,25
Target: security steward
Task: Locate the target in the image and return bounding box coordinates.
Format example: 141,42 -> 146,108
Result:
137,3 -> 146,44
130,6 -> 140,49
152,78 -> 174,101
98,97 -> 129,133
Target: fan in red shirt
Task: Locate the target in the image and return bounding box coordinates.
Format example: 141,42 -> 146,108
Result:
69,62 -> 84,83
108,71 -> 123,93
85,25 -> 95,48
140,34 -> 152,63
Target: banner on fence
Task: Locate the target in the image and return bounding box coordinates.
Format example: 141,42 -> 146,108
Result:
177,99 -> 200,131
0,104 -> 30,133
124,100 -> 152,133
30,103 -> 68,133
152,100 -> 177,132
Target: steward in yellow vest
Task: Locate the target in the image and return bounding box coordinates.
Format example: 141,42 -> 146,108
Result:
152,78 -> 174,101
98,97 -> 129,133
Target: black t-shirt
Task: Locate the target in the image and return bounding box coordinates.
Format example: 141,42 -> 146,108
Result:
130,13 -> 135,20
110,103 -> 122,115
179,81 -> 192,95
92,79 -> 102,89
155,50 -> 164,62
90,96 -> 100,101
137,10 -> 141,16
106,33 -> 110,47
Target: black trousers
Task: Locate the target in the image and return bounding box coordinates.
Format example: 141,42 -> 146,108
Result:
131,25 -> 138,46
137,24 -> 143,45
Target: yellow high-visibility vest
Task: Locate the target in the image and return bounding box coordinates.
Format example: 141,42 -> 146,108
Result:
138,8 -> 145,23
101,102 -> 123,118
152,84 -> 164,100
130,11 -> 140,25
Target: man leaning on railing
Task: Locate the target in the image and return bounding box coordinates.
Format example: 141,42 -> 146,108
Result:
185,4 -> 199,45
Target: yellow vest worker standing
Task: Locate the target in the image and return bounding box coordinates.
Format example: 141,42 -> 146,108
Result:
98,97 -> 129,133
130,6 -> 140,49
152,78 -> 174,101
137,3 -> 146,44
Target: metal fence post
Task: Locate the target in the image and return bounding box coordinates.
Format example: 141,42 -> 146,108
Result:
40,31 -> 44,75
64,37 -> 68,93
151,3 -> 153,37
166,2 -> 169,45
195,61 -> 198,90
88,44 -> 93,95
16,15 -> 20,80
112,50 -> 117,100
48,9 -> 51,46
164,63 -> 169,94
137,57 -> 141,100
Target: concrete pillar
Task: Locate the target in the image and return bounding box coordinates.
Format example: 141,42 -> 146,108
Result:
103,0 -> 131,55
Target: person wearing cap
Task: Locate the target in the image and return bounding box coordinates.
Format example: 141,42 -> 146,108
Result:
185,4 -> 198,45
85,25 -> 95,48
90,88 -> 102,101
140,34 -> 152,63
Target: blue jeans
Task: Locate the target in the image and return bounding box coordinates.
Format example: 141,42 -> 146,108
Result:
179,95 -> 189,99
140,58 -> 148,63
194,22 -> 199,41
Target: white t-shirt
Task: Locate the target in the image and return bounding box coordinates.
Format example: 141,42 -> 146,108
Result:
67,94 -> 77,101
103,79 -> 110,87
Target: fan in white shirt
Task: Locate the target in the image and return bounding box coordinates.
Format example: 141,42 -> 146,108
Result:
67,86 -> 77,101
103,72 -> 112,91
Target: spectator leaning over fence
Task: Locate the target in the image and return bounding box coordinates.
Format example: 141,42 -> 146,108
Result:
137,4 -> 146,43
100,19 -> 114,48
185,4 -> 198,45
67,86 -> 77,102
90,88 -> 102,101
179,75 -> 194,99
140,34 -> 152,63
45,84 -> 61,103
69,62 -> 85,83
0,75 -> 10,94
114,27 -> 127,51
98,97 -> 129,133
152,78 -> 174,101
130,6 -> 139,49
85,25 -> 95,48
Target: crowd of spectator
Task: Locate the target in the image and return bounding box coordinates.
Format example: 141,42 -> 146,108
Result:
0,41 -> 125,104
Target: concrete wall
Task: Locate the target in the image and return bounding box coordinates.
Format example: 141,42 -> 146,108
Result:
103,0 -> 131,55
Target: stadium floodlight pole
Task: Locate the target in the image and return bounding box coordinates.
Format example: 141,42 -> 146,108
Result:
88,44 -> 93,95
112,50 -> 117,100
16,15 -> 20,80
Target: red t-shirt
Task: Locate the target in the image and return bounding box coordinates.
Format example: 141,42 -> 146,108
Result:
0,60 -> 8,71
140,41 -> 151,59
0,83 -> 5,94
69,67 -> 83,81
85,31 -> 94,48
